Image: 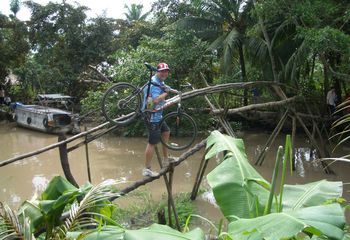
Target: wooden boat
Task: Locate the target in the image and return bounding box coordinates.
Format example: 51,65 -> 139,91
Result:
13,94 -> 80,134
14,104 -> 80,134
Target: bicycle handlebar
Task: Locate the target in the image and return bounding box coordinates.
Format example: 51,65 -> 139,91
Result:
180,82 -> 193,90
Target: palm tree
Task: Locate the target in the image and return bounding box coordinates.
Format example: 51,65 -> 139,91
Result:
10,0 -> 20,16
124,4 -> 150,22
177,0 -> 254,104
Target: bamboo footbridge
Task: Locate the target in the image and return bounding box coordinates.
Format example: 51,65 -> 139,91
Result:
0,81 -> 333,230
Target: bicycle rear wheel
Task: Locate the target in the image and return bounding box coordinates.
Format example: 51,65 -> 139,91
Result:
101,83 -> 141,125
160,112 -> 197,151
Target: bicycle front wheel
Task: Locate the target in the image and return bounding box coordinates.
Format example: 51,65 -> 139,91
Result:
101,83 -> 141,125
160,112 -> 197,151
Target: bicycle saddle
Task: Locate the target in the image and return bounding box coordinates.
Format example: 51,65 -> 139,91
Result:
144,62 -> 157,72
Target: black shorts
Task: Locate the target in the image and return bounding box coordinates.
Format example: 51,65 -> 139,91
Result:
148,121 -> 170,145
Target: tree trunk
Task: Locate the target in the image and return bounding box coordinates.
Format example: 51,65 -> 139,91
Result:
238,43 -> 248,106
253,0 -> 279,83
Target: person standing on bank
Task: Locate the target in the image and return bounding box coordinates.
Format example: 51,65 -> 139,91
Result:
0,86 -> 4,105
142,62 -> 176,177
326,86 -> 337,114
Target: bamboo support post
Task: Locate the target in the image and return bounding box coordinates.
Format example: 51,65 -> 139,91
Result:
269,85 -> 331,173
200,73 -> 236,137
58,134 -> 79,188
168,162 -> 174,227
307,104 -> 331,159
255,109 -> 289,166
190,152 -> 209,200
155,146 -> 180,230
291,116 -> 296,170
294,114 -> 331,174
84,126 -> 92,183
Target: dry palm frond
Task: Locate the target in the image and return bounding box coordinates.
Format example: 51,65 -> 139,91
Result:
57,179 -> 122,237
0,202 -> 35,240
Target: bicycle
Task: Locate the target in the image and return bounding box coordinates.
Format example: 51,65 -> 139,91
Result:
101,62 -> 197,151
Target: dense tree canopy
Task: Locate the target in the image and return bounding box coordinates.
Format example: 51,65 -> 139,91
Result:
0,0 -> 348,106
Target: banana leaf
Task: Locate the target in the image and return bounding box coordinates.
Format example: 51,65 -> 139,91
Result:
67,226 -> 125,239
206,131 -> 270,219
41,176 -> 78,200
282,180 -> 343,210
67,224 -> 204,240
124,224 -> 204,240
18,200 -> 43,231
228,203 -> 346,240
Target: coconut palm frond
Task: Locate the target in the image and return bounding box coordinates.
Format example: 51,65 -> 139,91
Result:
211,0 -> 235,22
221,29 -> 242,73
207,34 -> 226,51
246,37 -> 268,64
59,179 -> 121,235
285,40 -> 310,83
223,44 -> 233,74
0,202 -> 25,239
271,20 -> 294,48
332,114 -> 350,129
330,100 -> 350,149
224,29 -> 241,50
176,17 -> 221,40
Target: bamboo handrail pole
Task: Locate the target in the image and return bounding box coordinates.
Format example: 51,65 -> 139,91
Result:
67,124 -> 118,153
212,96 -> 299,115
0,121 -> 112,167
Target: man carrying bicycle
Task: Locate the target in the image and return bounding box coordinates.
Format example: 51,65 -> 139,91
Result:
142,62 -> 175,177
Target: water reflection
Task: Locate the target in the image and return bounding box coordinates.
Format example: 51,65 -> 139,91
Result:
32,175 -> 49,198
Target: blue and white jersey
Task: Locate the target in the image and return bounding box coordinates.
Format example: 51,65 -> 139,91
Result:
142,75 -> 169,123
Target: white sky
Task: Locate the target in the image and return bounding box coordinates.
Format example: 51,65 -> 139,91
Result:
0,0 -> 154,21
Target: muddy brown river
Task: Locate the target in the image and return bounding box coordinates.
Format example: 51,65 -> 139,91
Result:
1,123 -> 350,222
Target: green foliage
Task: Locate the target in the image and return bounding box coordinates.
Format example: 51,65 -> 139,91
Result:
113,191 -> 195,229
0,15 -> 29,81
297,26 -> 350,55
80,83 -> 110,114
109,29 -> 209,85
161,193 -> 195,229
19,1 -> 118,97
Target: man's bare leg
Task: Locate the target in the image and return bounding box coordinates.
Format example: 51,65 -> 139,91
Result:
145,143 -> 155,169
161,131 -> 170,159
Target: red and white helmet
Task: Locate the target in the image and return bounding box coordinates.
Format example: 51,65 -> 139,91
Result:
157,62 -> 170,72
